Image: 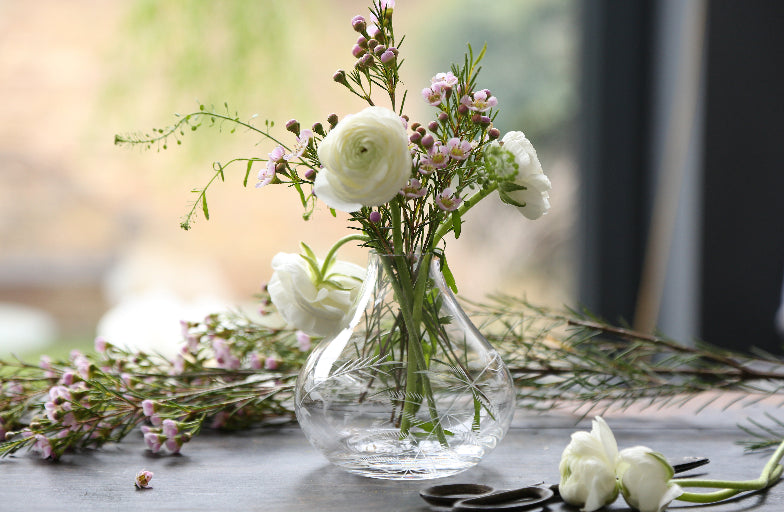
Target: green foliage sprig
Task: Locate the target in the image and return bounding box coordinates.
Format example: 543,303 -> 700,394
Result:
4,295 -> 784,460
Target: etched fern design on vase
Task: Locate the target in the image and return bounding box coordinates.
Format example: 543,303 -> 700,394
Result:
295,252 -> 516,480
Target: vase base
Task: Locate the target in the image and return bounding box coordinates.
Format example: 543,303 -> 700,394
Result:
320,433 -> 486,480
329,454 -> 479,480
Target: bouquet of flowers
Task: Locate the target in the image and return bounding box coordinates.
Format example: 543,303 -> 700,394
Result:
114,0 -> 551,479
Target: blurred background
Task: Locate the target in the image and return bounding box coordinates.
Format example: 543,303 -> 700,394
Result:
0,0 -> 782,360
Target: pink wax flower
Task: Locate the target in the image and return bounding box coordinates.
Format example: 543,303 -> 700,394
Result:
401,178 -> 427,199
296,330 -> 312,351
446,138 -> 472,160
249,352 -> 263,370
460,89 -> 498,113
256,162 -> 276,188
417,157 -> 436,175
165,436 -> 182,454
94,336 -> 109,353
162,419 -> 179,438
428,144 -> 450,169
285,130 -> 313,161
34,434 -> 54,459
144,432 -> 163,453
135,469 -> 154,489
431,71 -> 458,88
435,188 -> 462,212
141,400 -> 156,417
264,357 -> 279,371
60,371 -> 75,386
422,83 -> 447,106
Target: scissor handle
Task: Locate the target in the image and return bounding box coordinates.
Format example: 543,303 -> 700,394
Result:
452,485 -> 555,511
419,483 -> 495,506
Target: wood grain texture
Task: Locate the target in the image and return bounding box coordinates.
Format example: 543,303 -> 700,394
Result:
3,411 -> 783,511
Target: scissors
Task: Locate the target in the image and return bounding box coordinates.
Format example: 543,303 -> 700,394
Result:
419,457 -> 710,511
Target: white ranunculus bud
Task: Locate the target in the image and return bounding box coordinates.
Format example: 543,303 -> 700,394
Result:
487,130 -> 551,220
617,446 -> 683,512
314,106 -> 411,212
267,252 -> 365,338
558,417 -> 620,512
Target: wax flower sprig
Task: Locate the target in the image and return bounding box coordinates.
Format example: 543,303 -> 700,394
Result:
559,417 -> 784,512
0,308 -> 309,460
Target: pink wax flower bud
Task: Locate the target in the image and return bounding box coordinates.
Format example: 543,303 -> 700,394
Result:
351,15 -> 366,33
249,352 -> 263,370
141,400 -> 156,417
285,119 -> 300,135
144,432 -> 163,453
162,419 -> 179,438
380,50 -> 396,66
369,210 -> 382,224
333,69 -> 347,84
356,53 -> 374,70
296,330 -> 312,351
94,336 -> 109,353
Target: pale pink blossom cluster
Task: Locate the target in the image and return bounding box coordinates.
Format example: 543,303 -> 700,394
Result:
212,338 -> 241,370
142,419 -> 186,454
421,71 -> 460,106
403,69 -> 503,212
256,128 -> 315,189
22,347 -> 123,459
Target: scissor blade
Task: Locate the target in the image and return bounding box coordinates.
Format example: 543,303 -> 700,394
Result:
671,456 -> 710,474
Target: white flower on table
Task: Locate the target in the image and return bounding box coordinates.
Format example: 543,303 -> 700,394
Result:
267,251 -> 365,338
558,417 -> 619,512
314,106 -> 411,212
617,446 -> 683,512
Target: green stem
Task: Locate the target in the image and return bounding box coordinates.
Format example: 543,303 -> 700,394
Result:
675,438 -> 784,503
319,234 -> 368,277
380,251 -> 447,446
432,183 -> 498,245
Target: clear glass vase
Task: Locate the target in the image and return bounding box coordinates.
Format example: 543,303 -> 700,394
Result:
294,251 -> 516,480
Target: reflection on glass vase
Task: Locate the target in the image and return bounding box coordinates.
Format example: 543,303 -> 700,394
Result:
295,251 -> 516,480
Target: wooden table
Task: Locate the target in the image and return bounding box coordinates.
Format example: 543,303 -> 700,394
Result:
3,407 -> 784,511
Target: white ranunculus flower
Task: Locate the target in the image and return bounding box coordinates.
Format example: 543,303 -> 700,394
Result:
617,446 -> 683,512
487,130 -> 551,220
267,252 -> 365,338
558,417 -> 620,512
314,106 -> 412,212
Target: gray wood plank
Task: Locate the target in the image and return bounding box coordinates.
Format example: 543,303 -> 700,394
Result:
2,412 -> 783,511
